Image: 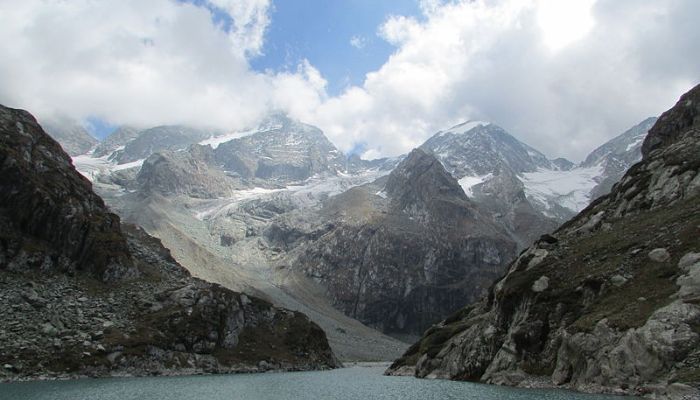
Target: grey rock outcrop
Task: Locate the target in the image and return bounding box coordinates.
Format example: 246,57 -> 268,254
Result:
551,158 -> 575,171
420,122 -> 554,176
648,248 -> 671,263
469,168 -> 560,248
386,84 -> 700,399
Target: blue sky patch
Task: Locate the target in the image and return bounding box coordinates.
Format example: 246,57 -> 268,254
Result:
250,0 -> 422,95
84,116 -> 118,139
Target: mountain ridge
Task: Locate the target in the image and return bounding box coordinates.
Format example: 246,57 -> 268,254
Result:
385,83 -> 700,399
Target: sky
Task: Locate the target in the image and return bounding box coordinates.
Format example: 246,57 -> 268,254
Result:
0,0 -> 698,162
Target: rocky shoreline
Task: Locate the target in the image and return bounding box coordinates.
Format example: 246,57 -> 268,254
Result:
2,363 -> 336,383
387,366 -> 697,399
0,228 -> 339,382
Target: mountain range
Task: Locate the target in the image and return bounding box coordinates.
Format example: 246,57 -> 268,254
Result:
5,80 -> 698,398
41,105 -> 656,348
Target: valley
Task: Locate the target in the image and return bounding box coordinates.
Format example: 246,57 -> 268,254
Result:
54,105 -> 655,359
1,78 -> 697,400
2,2 -> 698,399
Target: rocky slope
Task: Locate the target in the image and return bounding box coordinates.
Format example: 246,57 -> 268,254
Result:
112,125 -> 213,164
93,126 -> 141,158
284,149 -> 517,336
137,144 -> 243,198
0,104 -> 338,380
41,117 -> 98,156
83,124 -> 410,361
213,114 -> 346,183
385,84 -> 700,399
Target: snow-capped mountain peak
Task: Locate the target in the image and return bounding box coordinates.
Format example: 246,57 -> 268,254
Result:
416,116 -> 659,240
421,122 -> 552,177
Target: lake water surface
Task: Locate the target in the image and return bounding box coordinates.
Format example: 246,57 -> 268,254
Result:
1,365 -> 627,400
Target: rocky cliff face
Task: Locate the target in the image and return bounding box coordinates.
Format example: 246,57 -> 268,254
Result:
1,107 -> 135,282
287,149 -> 517,336
0,104 -> 338,380
385,85 -> 700,399
469,169 -> 560,249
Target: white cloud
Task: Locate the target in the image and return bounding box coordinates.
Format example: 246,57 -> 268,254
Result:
0,0 -> 322,133
303,0 -> 700,161
207,0 -> 271,55
0,0 -> 698,162
537,0 -> 596,51
349,35 -> 367,50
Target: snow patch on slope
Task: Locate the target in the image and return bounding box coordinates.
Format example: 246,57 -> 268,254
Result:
625,136 -> 645,151
199,128 -> 258,149
194,168 -> 391,221
438,121 -> 490,137
521,165 -> 602,214
72,153 -> 145,181
458,174 -> 493,197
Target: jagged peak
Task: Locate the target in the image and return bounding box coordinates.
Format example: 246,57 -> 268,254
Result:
642,83 -> 700,157
384,148 -> 469,206
254,112 -> 319,135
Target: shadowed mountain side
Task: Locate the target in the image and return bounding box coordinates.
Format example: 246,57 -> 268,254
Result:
286,149 -> 517,336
